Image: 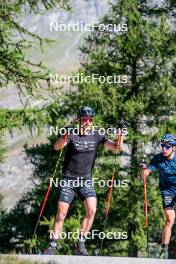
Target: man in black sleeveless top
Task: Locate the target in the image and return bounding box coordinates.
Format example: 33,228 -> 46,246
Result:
44,106 -> 123,255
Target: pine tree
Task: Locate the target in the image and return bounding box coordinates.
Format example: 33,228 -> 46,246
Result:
0,0 -> 70,141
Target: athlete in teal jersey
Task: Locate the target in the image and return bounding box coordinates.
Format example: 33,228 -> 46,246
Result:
141,134 -> 176,259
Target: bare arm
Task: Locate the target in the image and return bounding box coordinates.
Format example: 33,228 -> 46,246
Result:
54,134 -> 69,151
104,134 -> 124,153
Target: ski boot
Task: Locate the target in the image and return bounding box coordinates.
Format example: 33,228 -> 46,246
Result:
160,247 -> 168,259
75,240 -> 88,256
43,241 -> 57,255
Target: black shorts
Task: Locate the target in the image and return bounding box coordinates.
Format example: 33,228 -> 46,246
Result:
58,177 -> 96,204
161,193 -> 176,209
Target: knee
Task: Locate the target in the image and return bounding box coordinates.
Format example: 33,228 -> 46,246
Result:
86,207 -> 96,218
56,211 -> 67,222
165,212 -> 175,227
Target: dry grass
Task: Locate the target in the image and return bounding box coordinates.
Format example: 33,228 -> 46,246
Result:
0,255 -> 42,264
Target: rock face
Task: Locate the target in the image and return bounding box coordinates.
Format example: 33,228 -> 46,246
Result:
19,0 -> 112,73
0,131 -> 49,211
0,145 -> 33,211
0,0 -> 112,211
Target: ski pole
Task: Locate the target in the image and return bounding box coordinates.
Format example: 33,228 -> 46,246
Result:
32,134 -> 68,239
140,160 -> 149,257
100,128 -> 123,254
105,129 -> 122,220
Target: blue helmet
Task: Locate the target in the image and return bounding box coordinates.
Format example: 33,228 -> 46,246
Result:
77,106 -> 95,118
161,134 -> 176,146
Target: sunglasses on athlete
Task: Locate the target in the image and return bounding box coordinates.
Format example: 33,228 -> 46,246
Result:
81,117 -> 93,122
160,143 -> 172,150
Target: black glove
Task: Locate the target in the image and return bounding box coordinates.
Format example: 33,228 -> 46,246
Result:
118,118 -> 127,129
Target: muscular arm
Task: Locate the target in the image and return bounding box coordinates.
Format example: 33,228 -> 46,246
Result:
104,135 -> 123,153
54,134 -> 69,151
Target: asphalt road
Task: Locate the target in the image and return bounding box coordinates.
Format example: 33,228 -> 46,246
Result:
2,255 -> 176,264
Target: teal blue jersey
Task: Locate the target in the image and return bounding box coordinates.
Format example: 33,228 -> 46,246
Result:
148,152 -> 176,195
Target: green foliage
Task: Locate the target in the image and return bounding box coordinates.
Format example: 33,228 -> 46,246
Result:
0,0 -> 69,97
0,133 -> 5,162
23,237 -> 38,255
0,0 -> 70,159
0,0 -> 176,258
